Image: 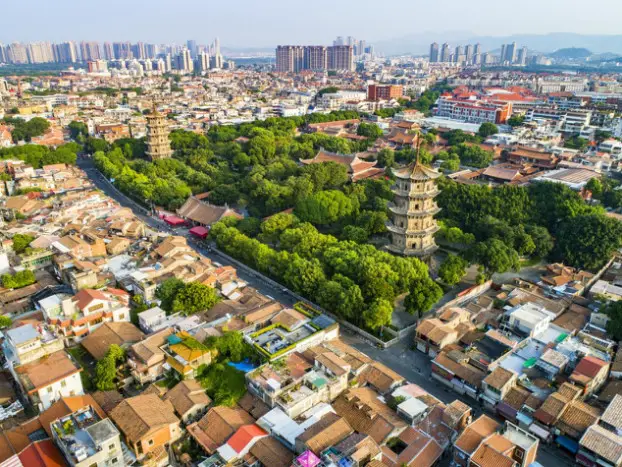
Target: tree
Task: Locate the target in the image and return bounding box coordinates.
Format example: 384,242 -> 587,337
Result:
603,301 -> 622,341
404,277 -> 443,317
467,239 -> 520,274
155,277 -> 185,312
2,270 -> 36,289
553,213 -> 622,271
11,234 -> 34,254
586,178 -> 603,199
478,122 -> 498,138
302,162 -> 348,191
377,148 -> 395,168
259,213 -> 298,244
363,299 -> 393,332
507,115 -> 525,127
172,282 -> 220,315
357,123 -> 383,139
68,121 -> 88,140
440,155 -> 460,173
0,316 -> 12,329
94,344 -> 125,391
295,190 -> 355,225
439,254 -> 468,286
342,225 -> 368,243
204,331 -> 254,362
525,225 -> 554,258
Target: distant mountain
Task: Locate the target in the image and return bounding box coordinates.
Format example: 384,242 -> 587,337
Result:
373,32 -> 622,56
549,47 -> 592,59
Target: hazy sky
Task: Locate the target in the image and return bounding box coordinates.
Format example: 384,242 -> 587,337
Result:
2,0 -> 621,47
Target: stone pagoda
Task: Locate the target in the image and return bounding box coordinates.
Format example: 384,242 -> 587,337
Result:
145,103 -> 173,161
387,143 -> 441,258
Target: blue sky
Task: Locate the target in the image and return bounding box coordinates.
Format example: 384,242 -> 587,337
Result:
1,0 -> 620,47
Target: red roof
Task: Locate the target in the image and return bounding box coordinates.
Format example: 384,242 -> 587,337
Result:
164,215 -> 186,226
227,424 -> 267,453
189,226 -> 209,238
18,440 -> 65,467
573,356 -> 607,378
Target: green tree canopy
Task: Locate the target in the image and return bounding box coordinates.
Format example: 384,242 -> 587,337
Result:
295,190 -> 355,225
362,298 -> 393,331
478,122 -> 499,138
172,282 -> 220,315
404,277 -> 443,317
439,254 -> 468,286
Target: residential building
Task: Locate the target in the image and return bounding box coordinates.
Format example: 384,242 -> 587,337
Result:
109,394 -> 181,463
436,96 -> 512,124
505,303 -> 557,338
13,350 -> 84,411
2,323 -> 63,366
162,331 -> 212,379
481,367 -> 519,408
51,405 -> 125,467
163,380 -> 211,423
367,84 -> 403,101
577,397 -> 622,467
327,45 -> 354,71
127,328 -> 175,384
188,405 -> 255,455
295,412 -> 354,454
38,288 -> 131,344
569,356 -> 610,396
429,43 -> 439,63
80,322 -> 144,360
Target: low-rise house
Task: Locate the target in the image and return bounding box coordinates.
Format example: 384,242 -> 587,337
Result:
431,350 -> 486,400
504,302 -> 556,338
13,350 -> 84,411
570,356 -> 610,396
127,328 -> 175,385
480,367 -> 518,408
578,400 -> 622,467
2,324 -> 63,366
555,400 -> 601,441
414,308 -> 474,357
162,380 -> 211,423
381,427 -> 443,467
453,415 -> 500,467
294,412 -> 353,455
137,306 -> 182,334
81,321 -> 144,360
533,383 -> 583,438
536,348 -> 570,380
109,394 -> 181,464
248,436 -> 295,467
188,405 -> 255,455
359,361 -> 405,395
50,404 -> 124,467
333,387 -> 408,445
590,280 -> 622,301
217,424 -> 268,464
39,288 -> 131,344
162,332 -> 212,380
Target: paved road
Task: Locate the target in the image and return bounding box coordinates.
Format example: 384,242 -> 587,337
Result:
79,160 -> 573,467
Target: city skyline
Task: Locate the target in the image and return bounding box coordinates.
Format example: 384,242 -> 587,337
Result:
3,0 -> 622,47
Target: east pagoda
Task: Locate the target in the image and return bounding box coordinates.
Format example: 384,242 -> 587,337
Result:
145,102 -> 173,161
386,140 -> 441,259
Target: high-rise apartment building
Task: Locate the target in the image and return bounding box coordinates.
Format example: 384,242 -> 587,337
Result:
176,48 -> 193,73
440,43 -> 451,62
429,43 -> 439,63
7,43 -> 28,64
0,45 -> 6,63
54,42 -> 78,63
327,45 -> 353,71
506,42 -> 517,64
197,51 -> 210,72
80,41 -> 101,61
102,42 -> 114,60
474,43 -> 481,55
27,42 -> 54,63
131,42 -> 147,60
186,39 -> 197,58
276,45 -> 304,73
465,44 -> 474,63
517,46 -> 528,66
113,42 -> 132,60
334,36 -> 344,46
305,46 -> 327,71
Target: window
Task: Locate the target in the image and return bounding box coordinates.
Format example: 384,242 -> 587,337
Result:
47,387 -> 53,393
118,313 -> 125,320
109,443 -> 116,450
148,439 -> 154,446
111,458 -> 118,464
61,380 -> 67,388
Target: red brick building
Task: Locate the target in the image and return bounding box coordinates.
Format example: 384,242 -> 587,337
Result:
367,84 -> 403,101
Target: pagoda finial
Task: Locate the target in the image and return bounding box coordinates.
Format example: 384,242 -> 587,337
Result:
415,131 -> 422,166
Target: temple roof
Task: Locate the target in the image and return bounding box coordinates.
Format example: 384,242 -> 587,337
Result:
393,162 -> 441,181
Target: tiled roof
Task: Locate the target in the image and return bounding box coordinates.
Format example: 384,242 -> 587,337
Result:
297,412 -> 353,454
360,362 -> 405,393
502,386 -> 530,411
333,388 -> 406,444
572,356 -> 608,379
470,441 -> 516,467
556,401 -> 600,439
81,322 -> 144,360
109,394 -> 179,443
601,395 -> 622,431
535,392 -> 571,426
454,415 -> 499,455
579,424 -> 622,465
249,436 -> 294,467
483,367 -> 515,390
163,380 -> 211,418
15,350 -> 81,393
188,405 -> 254,454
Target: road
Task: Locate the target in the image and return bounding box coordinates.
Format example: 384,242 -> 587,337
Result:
79,159 -> 573,467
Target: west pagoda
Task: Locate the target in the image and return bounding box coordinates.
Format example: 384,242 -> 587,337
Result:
386,143 -> 441,258
145,103 -> 173,161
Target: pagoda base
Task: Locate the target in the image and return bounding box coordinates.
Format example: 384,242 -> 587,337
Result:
386,243 -> 439,260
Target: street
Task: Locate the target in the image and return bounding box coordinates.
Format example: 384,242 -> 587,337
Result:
79,160 -> 573,467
